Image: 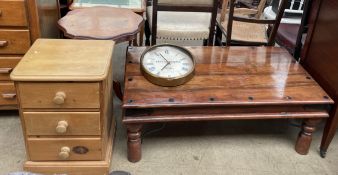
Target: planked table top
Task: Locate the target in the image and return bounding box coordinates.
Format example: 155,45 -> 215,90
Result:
123,46 -> 333,109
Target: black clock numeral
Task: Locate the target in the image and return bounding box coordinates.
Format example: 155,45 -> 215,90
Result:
165,50 -> 169,54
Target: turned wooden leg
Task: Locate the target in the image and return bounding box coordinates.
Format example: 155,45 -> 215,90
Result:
320,104 -> 338,158
295,118 -> 322,155
126,124 -> 143,162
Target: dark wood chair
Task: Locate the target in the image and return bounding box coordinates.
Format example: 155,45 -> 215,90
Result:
215,0 -> 288,46
275,0 -> 312,60
145,0 -> 219,46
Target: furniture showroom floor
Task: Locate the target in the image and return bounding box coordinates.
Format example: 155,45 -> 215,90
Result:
1,43 -> 338,175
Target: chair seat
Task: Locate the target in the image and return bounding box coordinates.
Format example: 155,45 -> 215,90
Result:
147,6 -> 211,40
219,18 -> 268,44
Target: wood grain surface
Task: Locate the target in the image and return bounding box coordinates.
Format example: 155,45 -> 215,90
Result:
123,46 -> 333,108
0,0 -> 28,27
10,39 -> 114,81
58,6 -> 144,42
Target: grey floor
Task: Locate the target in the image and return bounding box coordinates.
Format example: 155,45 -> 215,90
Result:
1,42 -> 338,175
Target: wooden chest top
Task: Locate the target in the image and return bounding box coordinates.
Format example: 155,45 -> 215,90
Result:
123,46 -> 333,108
10,39 -> 114,81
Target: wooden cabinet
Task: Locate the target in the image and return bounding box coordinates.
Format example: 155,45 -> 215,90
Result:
300,0 -> 338,157
11,39 -> 115,175
0,0 -> 60,109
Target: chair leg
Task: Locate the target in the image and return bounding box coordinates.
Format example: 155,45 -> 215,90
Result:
145,20 -> 151,46
215,25 -> 223,46
203,39 -> 208,46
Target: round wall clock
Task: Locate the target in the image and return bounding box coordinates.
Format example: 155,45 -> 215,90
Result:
140,44 -> 196,87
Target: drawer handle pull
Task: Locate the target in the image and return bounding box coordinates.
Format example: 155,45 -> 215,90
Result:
58,146 -> 71,160
0,10 -> 2,17
0,40 -> 8,47
53,91 -> 66,105
2,93 -> 16,99
56,120 -> 68,134
0,68 -> 13,74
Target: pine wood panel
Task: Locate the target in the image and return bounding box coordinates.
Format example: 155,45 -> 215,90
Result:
24,112 -> 101,136
10,39 -> 115,81
24,122 -> 115,175
0,29 -> 30,54
123,46 -> 333,108
0,56 -> 21,81
0,0 -> 28,27
18,82 -> 100,109
27,137 -> 102,161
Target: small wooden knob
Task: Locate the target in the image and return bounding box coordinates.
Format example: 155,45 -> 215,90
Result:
53,91 -> 66,105
58,146 -> 71,160
56,120 -> 68,134
0,40 -> 8,47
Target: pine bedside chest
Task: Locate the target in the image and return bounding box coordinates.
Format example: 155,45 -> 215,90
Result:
10,39 -> 115,175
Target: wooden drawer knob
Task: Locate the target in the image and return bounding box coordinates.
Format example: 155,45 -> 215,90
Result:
0,68 -> 12,74
53,91 -> 66,105
56,120 -> 68,134
0,40 -> 8,47
2,93 -> 16,99
58,146 -> 71,160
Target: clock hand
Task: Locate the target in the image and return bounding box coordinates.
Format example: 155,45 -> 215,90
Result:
161,62 -> 170,71
159,53 -> 170,63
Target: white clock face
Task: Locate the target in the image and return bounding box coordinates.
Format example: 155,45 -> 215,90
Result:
142,46 -> 194,79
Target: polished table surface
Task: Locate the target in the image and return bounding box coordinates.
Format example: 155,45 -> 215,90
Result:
122,46 -> 333,162
124,46 -> 331,108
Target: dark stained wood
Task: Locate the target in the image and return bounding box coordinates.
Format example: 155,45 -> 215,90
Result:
300,0 -> 338,157
124,47 -> 332,108
295,118 -> 322,155
57,6 -> 144,43
126,124 -> 143,163
122,46 -> 332,162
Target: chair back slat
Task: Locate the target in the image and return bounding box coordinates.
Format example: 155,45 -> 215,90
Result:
267,0 -> 288,45
255,0 -> 267,18
158,0 -> 214,6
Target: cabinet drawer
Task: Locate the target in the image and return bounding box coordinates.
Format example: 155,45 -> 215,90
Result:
0,0 -> 28,27
0,57 -> 21,81
24,112 -> 101,136
27,137 -> 102,161
0,30 -> 31,54
0,82 -> 17,106
18,83 -> 100,109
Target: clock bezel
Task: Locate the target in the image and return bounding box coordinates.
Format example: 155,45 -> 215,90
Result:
140,44 -> 196,87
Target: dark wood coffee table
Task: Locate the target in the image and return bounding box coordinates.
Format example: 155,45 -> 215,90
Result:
122,46 -> 333,163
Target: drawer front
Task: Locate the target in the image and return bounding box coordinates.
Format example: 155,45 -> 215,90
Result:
27,137 -> 102,161
0,0 -> 28,27
24,112 -> 101,136
0,57 -> 21,81
18,83 -> 100,109
0,82 -> 17,105
0,30 -> 31,54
